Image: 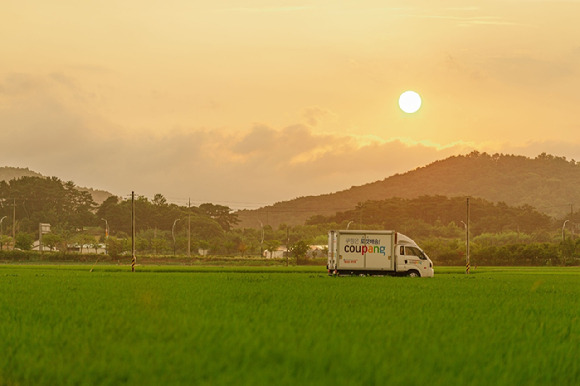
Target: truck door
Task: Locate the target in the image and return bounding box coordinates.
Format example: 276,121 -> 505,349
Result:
395,245 -> 406,272
327,231 -> 337,271
398,246 -> 428,275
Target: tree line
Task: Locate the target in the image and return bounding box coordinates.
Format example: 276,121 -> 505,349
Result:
0,177 -> 234,254
306,195 -> 580,266
306,195 -> 555,236
1,176 -> 579,265
0,176 -> 323,259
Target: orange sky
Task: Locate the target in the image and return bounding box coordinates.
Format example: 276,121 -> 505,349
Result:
2,1 -> 580,208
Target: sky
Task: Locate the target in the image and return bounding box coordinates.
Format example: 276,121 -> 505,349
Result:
2,0 -> 580,209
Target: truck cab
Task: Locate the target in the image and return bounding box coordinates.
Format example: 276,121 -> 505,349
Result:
395,234 -> 434,277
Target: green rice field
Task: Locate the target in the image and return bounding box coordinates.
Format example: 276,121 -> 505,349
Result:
1,265 -> 579,385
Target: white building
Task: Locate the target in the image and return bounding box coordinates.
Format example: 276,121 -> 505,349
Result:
263,246 -> 288,259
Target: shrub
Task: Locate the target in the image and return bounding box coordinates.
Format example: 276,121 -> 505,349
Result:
15,233 -> 34,250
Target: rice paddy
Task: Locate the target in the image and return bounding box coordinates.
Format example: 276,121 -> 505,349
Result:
0,265 -> 578,385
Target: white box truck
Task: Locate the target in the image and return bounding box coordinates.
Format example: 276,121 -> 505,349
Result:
327,230 -> 434,277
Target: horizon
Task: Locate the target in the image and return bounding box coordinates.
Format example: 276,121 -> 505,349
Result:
2,1 -> 580,209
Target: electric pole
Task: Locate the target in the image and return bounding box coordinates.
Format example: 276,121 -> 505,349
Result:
131,191 -> 136,272
187,198 -> 191,257
466,197 -> 470,274
12,198 -> 16,249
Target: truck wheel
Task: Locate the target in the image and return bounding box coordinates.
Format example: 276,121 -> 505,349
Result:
407,270 -> 420,278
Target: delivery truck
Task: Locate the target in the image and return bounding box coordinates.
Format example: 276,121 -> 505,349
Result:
327,230 -> 434,277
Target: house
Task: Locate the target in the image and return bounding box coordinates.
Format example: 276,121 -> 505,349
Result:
307,245 -> 328,258
263,246 -> 288,259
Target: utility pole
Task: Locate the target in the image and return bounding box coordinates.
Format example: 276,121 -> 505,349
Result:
131,191 -> 136,272
571,204 -> 574,239
466,197 -> 470,274
39,223 -> 43,253
0,216 -> 6,251
258,220 -> 264,257
286,226 -> 290,267
12,198 -> 16,249
187,198 -> 191,257
101,218 -> 109,255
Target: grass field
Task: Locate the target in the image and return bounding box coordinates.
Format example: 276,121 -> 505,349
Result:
1,265 -> 578,385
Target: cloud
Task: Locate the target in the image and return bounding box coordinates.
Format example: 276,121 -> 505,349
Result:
2,72 -> 580,210
496,140 -> 580,161
0,74 -> 465,207
212,5 -> 314,13
301,106 -> 337,127
486,55 -> 577,87
396,8 -> 522,27
231,124 -> 277,155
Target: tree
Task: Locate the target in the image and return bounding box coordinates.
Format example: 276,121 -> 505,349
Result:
75,233 -> 97,254
0,235 -> 12,250
152,193 -> 167,206
15,233 -> 33,250
198,240 -> 210,255
559,238 -> 575,265
91,240 -> 101,254
151,237 -> 167,255
51,225 -> 76,253
264,239 -> 281,259
0,176 -> 97,233
199,203 -> 239,231
290,240 -> 310,265
189,215 -> 224,240
238,241 -> 248,257
41,233 -> 62,251
107,236 -> 128,258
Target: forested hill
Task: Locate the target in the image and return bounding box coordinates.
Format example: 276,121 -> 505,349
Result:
0,167 -> 43,181
236,152 -> 580,228
0,166 -> 112,204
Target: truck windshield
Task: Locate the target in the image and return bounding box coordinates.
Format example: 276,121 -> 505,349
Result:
406,246 -> 427,260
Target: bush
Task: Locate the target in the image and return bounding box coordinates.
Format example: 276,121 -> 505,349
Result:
0,249 -> 33,261
106,237 -> 129,258
290,240 -> 309,264
15,233 -> 34,250
471,242 -> 560,266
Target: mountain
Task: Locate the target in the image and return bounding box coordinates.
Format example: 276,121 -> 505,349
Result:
236,152 -> 580,228
0,166 -> 113,204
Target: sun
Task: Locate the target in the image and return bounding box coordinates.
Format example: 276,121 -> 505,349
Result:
398,90 -> 422,113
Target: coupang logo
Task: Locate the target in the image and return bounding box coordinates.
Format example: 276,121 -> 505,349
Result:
344,237 -> 386,256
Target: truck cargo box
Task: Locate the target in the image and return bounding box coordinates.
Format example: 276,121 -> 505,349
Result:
328,230 -> 434,277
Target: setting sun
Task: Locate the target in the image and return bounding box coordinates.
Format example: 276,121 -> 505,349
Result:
399,91 -> 422,114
